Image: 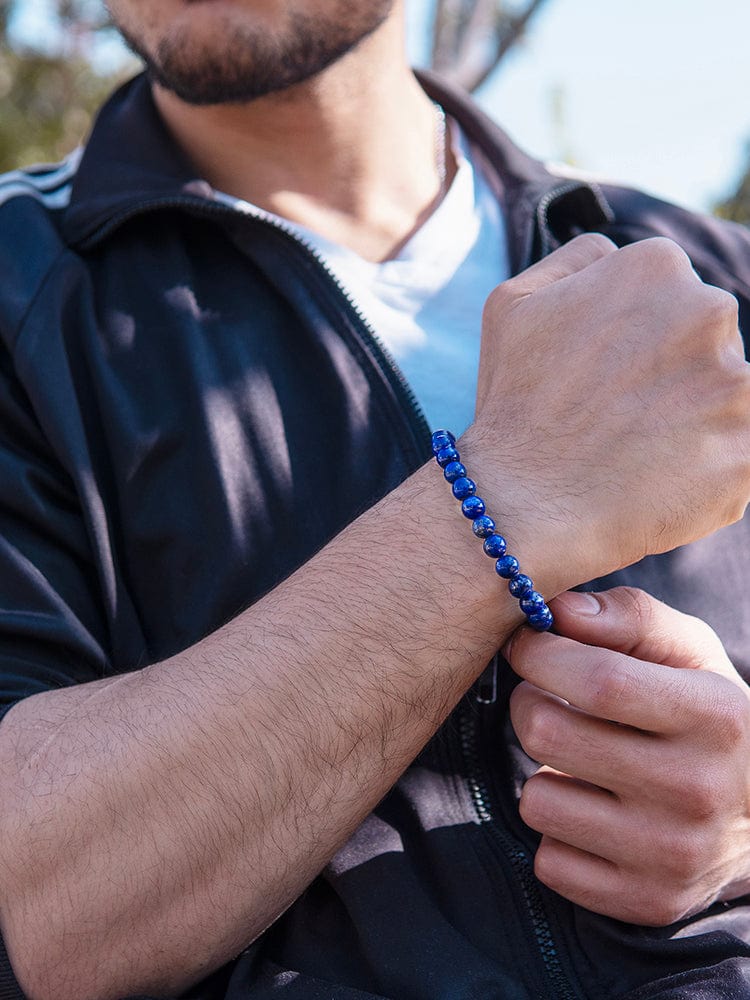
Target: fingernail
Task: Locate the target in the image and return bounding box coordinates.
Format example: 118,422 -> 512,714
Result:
554,591 -> 602,615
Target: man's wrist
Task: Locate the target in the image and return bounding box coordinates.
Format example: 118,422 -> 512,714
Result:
402,430 -> 555,649
448,425 -> 570,600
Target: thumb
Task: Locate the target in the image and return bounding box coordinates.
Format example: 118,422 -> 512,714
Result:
550,587 -> 736,679
504,232 -> 618,296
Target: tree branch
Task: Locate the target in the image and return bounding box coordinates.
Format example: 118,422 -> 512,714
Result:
430,0 -> 552,93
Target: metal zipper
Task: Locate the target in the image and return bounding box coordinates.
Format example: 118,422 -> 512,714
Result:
81,195 -> 432,457
459,701 -> 580,1000
534,179 -> 616,261
475,654 -> 498,705
87,191 -> 578,996
534,180 -> 587,258
467,176 -> 592,989
227,197 -> 433,448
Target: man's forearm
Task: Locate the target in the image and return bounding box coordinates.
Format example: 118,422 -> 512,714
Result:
0,441 -> 534,1000
3,232 -> 750,1000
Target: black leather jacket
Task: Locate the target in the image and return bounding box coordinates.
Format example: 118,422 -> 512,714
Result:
1,72 -> 750,1000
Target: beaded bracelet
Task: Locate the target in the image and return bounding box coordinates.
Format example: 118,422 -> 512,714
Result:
431,429 -> 553,631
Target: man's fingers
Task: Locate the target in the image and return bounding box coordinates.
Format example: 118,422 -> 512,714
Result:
533,836 -> 680,926
520,770 -> 626,862
532,835 -> 618,915
550,587 -> 736,679
511,682 -> 669,792
504,628 -> 739,734
495,232 -> 617,297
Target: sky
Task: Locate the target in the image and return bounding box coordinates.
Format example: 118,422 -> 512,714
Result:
11,0 -> 750,214
408,0 -> 750,213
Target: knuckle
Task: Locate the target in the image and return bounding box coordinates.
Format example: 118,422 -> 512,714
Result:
482,281 -> 514,322
635,236 -> 691,273
727,496 -> 750,529
709,683 -> 750,749
585,655 -> 635,718
661,828 -> 708,879
681,772 -> 722,821
518,775 -> 545,827
717,288 -> 740,325
735,369 -> 750,411
608,586 -> 656,635
721,368 -> 750,429
533,840 -> 561,888
640,890 -> 689,927
702,284 -> 740,324
694,285 -> 740,337
567,232 -> 618,259
533,846 -> 604,913
619,875 -> 693,926
517,702 -> 560,762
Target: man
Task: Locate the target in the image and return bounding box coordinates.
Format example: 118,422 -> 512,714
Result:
1,1 -> 750,998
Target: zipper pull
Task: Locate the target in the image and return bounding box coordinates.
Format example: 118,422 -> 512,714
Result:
476,653 -> 498,705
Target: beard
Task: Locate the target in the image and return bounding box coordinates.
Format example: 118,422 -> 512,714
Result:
109,2 -> 394,106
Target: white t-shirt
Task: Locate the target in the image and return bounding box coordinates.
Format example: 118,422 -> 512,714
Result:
216,123 -> 510,436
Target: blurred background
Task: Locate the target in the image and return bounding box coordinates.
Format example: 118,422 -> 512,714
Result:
1,0 -> 748,223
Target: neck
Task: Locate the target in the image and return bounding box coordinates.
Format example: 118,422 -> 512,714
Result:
153,14 -> 450,262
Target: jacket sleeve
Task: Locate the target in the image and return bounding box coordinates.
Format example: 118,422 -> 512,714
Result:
0,344 -> 113,725
0,389 -> 161,987
0,340 -> 117,996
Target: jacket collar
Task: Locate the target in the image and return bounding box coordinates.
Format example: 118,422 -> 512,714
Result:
416,69 -> 613,271
61,74 -> 215,249
62,70 -> 612,272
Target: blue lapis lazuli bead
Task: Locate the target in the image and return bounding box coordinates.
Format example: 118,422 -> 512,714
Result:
472,515 -> 496,538
508,574 -> 534,599
527,608 -> 554,632
519,591 -> 547,615
495,554 -> 520,579
431,429 -> 456,454
482,533 -> 507,558
451,476 -> 476,501
443,461 -> 466,483
436,445 -> 460,468
461,495 -> 486,520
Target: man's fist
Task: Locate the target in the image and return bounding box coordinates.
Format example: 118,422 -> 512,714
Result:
465,234 -> 750,595
505,586 -> 750,926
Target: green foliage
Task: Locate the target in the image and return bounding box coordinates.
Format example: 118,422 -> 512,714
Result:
431,0 -> 551,93
0,50 -> 114,172
0,0 -> 129,172
714,145 -> 750,227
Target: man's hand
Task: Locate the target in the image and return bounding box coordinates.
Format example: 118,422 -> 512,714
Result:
506,587 -> 750,926
467,234 -> 750,596
5,232 -> 750,999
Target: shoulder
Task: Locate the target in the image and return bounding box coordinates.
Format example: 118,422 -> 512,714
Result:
0,148 -> 81,214
548,162 -> 750,295
0,151 -> 82,346
604,184 -> 750,292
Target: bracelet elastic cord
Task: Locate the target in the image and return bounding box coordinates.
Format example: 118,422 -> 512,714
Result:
431,429 -> 554,632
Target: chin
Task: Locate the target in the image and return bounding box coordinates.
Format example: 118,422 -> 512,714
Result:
113,0 -> 394,105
